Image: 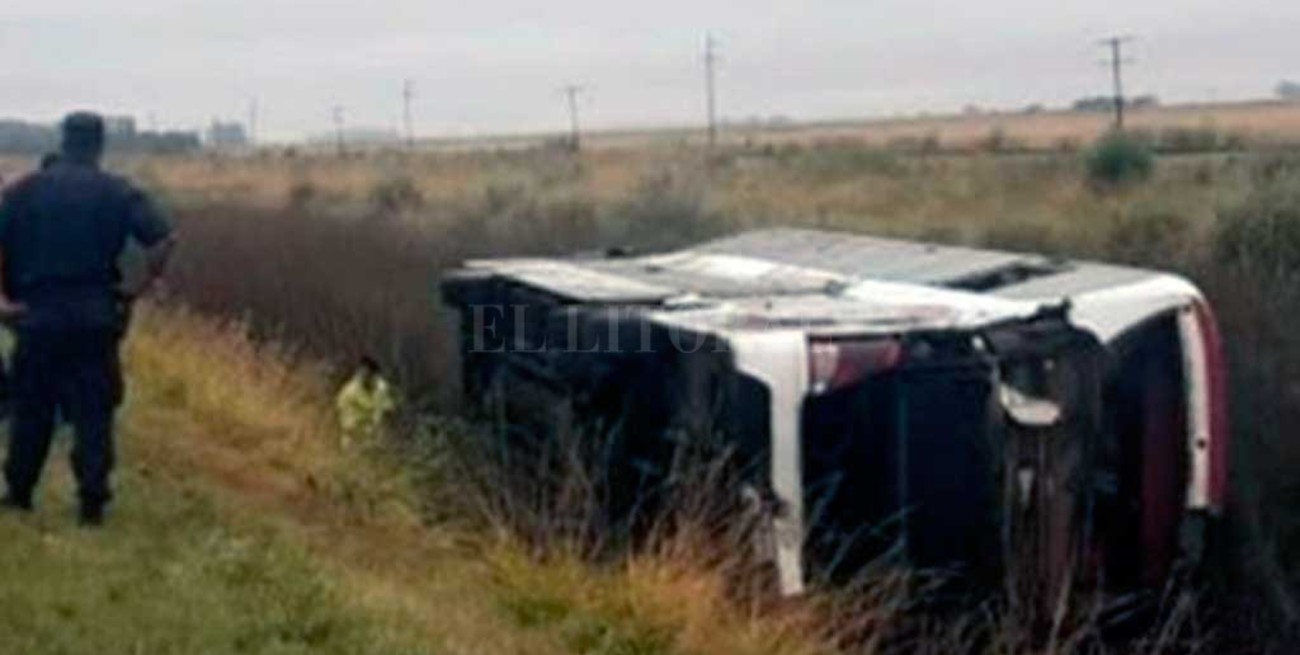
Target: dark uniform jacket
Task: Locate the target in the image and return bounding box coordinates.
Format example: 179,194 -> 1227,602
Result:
0,159 -> 171,331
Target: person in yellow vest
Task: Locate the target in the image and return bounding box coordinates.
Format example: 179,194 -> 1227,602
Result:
336,355 -> 396,448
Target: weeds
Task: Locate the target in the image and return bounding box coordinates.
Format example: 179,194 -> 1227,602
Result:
367,174 -> 424,215
604,167 -> 720,250
1213,171 -> 1300,278
1104,206 -> 1200,266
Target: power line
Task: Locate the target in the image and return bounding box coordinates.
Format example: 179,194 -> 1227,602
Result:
704,32 -> 720,148
562,84 -> 585,152
1098,36 -> 1135,130
402,79 -> 415,150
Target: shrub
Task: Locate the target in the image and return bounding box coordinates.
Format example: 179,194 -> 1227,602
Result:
602,168 -> 725,251
287,181 -> 318,210
1253,153 -> 1300,183
1200,176 -> 1300,634
1158,127 -> 1225,153
1151,126 -> 1247,154
1192,161 -> 1217,187
887,132 -> 942,154
1054,137 -> 1082,153
165,204 -> 458,408
166,188 -> 607,411
1085,131 -> 1155,186
367,175 -> 424,215
455,181 -> 603,256
1104,207 -> 1199,266
979,219 -> 1067,255
979,126 -> 1014,153
1214,175 -> 1300,278
793,143 -> 905,179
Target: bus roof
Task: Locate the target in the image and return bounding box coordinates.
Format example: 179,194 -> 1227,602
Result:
465,228 -> 1165,307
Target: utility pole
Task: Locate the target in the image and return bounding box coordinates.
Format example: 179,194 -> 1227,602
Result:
703,32 -> 720,148
332,105 -> 346,156
1098,36 -> 1134,130
562,84 -> 584,152
402,79 -> 415,150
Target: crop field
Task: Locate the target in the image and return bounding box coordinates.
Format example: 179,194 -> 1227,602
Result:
4,132 -> 1300,651
684,100 -> 1300,151
235,99 -> 1300,155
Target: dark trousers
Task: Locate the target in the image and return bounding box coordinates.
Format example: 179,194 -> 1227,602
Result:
3,326 -> 122,507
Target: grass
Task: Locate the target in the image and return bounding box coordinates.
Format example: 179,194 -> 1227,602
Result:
0,304 -> 842,655
0,305 -> 507,654
0,469 -> 436,655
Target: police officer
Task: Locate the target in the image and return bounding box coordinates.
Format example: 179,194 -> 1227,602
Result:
0,112 -> 175,525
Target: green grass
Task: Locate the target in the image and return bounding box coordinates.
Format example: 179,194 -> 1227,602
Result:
0,446 -> 441,655
498,590 -> 673,655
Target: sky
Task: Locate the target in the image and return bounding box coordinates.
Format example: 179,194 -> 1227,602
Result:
1,1 -> 1297,142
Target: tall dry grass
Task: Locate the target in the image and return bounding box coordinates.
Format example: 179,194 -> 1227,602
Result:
124,304 -> 886,655
159,151 -> 726,408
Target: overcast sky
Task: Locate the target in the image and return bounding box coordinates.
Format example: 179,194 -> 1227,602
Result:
2,1 -> 1297,141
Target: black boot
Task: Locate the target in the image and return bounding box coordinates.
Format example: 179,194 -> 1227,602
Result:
1,493 -> 33,512
78,503 -> 105,527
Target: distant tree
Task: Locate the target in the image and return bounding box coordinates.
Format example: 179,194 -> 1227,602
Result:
1072,95 -> 1156,115
1278,81 -> 1300,101
1131,95 -> 1160,109
1072,96 -> 1114,113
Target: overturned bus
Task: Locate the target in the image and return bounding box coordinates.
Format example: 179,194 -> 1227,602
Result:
441,228 -> 1228,600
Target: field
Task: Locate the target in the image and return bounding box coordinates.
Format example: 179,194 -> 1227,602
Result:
285,99 -> 1300,155
3,128 -> 1300,651
672,100 -> 1300,151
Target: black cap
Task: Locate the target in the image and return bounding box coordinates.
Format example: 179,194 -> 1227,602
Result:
60,111 -> 106,157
